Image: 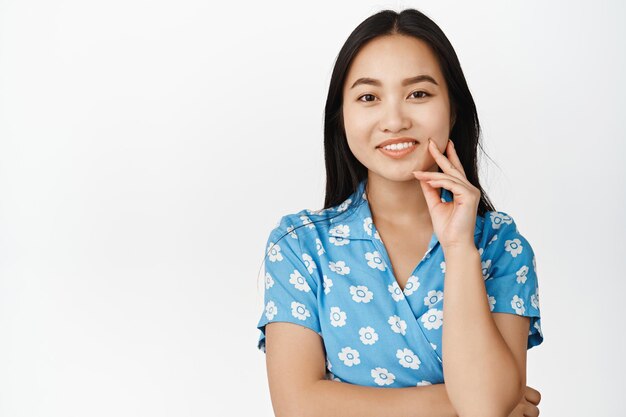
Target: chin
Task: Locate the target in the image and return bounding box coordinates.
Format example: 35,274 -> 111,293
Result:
370,167 -> 420,183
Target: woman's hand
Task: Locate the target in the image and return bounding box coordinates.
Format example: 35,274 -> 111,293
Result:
412,138 -> 481,251
507,385 -> 542,417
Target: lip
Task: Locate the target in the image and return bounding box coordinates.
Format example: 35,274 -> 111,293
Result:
376,137 -> 419,148
377,142 -> 418,159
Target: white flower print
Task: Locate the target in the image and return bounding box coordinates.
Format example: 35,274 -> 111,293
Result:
487,294 -> 496,311
516,265 -> 529,284
300,215 -> 315,229
505,238 -> 523,258
533,255 -> 537,273
307,207 -> 327,216
388,281 -> 405,301
531,287 -> 540,310
365,251 -> 386,271
403,275 -> 420,296
363,217 -> 374,236
421,308 -> 443,330
330,306 -> 347,327
338,347 -> 361,366
267,242 -> 284,262
326,357 -> 333,371
337,198 -> 352,212
534,320 -> 542,337
350,285 -> 374,303
388,315 -> 407,335
302,252 -> 317,275
374,229 -> 381,240
371,367 -> 395,386
289,270 -> 311,292
329,260 -> 351,275
423,290 -> 443,308
478,247 -> 484,257
481,259 -> 492,281
511,295 -> 526,314
329,224 -> 351,246
265,300 -> 277,320
489,212 -> 513,229
440,260 -> 446,274
264,272 -> 275,290
286,224 -> 298,239
291,301 -> 311,320
488,234 -> 498,245
316,238 -> 325,256
416,380 -> 432,386
359,326 -> 379,345
430,342 -> 437,350
396,348 -> 421,370
323,275 -> 333,295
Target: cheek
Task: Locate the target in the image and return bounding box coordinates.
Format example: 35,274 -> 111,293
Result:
419,100 -> 450,127
342,104 -> 366,136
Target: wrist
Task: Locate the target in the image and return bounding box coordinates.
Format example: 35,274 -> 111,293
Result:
442,242 -> 479,259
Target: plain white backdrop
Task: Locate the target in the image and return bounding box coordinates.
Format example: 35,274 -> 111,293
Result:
1,0 -> 625,416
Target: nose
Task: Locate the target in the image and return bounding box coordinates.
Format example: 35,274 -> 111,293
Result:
378,102 -> 412,133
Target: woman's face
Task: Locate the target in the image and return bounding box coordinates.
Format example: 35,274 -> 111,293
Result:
342,34 -> 455,182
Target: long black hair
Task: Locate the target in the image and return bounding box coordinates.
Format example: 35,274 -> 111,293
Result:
257,8 -> 498,290
324,8 -> 497,216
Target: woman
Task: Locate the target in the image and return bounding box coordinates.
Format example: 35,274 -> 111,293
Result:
256,8 -> 543,417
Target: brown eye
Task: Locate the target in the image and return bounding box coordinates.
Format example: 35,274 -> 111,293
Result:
410,91 -> 430,99
358,94 -> 376,102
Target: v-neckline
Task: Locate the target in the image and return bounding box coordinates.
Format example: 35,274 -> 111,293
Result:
370,221 -> 440,295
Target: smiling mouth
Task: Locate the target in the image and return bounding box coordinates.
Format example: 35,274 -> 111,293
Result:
376,140 -> 418,150
377,141 -> 419,159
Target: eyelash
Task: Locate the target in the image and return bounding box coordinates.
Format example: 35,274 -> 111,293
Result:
357,91 -> 431,102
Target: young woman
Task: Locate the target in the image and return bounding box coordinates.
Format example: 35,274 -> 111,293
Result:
256,8 -> 543,417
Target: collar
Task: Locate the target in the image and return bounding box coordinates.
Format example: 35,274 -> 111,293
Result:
327,178 -> 483,241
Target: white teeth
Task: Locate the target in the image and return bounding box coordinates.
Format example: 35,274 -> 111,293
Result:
382,141 -> 416,151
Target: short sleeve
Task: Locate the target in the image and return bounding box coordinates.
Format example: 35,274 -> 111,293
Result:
256,216 -> 322,353
482,211 -> 543,349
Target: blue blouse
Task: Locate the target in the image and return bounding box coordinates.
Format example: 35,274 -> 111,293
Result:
256,178 -> 543,387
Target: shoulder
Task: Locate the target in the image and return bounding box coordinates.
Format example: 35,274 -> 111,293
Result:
478,210 -> 536,264
268,203 -> 350,242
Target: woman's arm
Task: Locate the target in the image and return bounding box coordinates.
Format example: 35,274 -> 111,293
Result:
302,380 -> 457,417
441,246 -> 521,417
265,322 -> 458,417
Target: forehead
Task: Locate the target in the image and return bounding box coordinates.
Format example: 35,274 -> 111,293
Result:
345,35 -> 443,86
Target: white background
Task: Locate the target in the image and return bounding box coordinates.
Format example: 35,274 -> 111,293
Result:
1,0 -> 624,416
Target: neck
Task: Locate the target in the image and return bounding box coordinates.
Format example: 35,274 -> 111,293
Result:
365,171 -> 434,226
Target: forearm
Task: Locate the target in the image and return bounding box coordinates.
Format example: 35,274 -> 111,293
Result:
441,245 -> 521,417
298,380 -> 457,417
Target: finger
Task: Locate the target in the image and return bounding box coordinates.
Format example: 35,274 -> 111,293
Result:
418,176 -> 442,213
424,177 -> 472,200
524,403 -> 540,417
524,386 -> 541,405
428,139 -> 468,184
445,139 -> 467,178
413,171 -> 465,185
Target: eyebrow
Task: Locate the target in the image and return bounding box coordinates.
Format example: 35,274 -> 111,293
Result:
350,75 -> 439,89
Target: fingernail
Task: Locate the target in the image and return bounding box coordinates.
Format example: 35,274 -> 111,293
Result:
449,139 -> 454,147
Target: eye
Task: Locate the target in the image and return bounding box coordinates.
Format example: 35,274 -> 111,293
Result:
409,90 -> 430,99
357,94 -> 377,102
